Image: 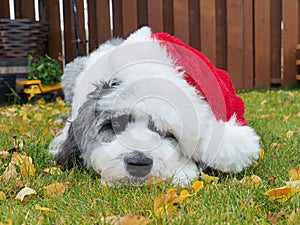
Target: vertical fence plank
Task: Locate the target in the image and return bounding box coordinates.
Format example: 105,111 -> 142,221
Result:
47,0 -> 62,61
88,0 -> 98,51
147,0 -> 164,32
215,0 -> 227,70
243,0 -> 254,88
14,0 -> 35,20
173,0 -> 189,44
63,0 -> 76,63
270,0 -> 282,84
112,0 -> 123,37
76,0 -> 87,55
0,0 -> 10,18
122,0 -> 138,37
254,0 -> 271,88
137,0 -> 148,27
200,0 -> 217,65
188,0 -> 200,50
163,0 -> 174,34
227,0 -> 243,88
95,0 -> 111,44
282,0 -> 299,86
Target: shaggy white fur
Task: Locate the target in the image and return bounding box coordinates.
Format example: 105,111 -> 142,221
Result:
49,27 -> 260,186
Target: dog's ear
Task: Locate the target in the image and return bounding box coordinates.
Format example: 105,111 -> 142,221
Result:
52,123 -> 83,169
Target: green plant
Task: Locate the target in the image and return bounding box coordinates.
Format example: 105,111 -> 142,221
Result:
28,55 -> 62,86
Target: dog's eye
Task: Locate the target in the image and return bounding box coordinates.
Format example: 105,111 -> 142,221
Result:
111,114 -> 132,133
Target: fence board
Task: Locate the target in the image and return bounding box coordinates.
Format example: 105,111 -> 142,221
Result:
173,0 -> 189,44
14,0 -> 35,20
122,0 -> 138,37
227,0 -> 243,89
254,0 -> 271,88
137,0 -> 148,27
163,0 -> 174,34
147,0 -> 164,32
282,0 -> 299,86
270,0 -> 282,84
112,0 -> 123,36
76,0 -> 87,55
200,0 -> 217,65
87,0 -> 98,51
243,0 -> 254,88
95,0 -> 111,45
188,0 -> 200,50
47,0 -> 62,61
63,0 -> 75,63
0,0 -> 10,18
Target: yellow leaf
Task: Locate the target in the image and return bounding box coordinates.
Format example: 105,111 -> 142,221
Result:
103,214 -> 154,225
166,188 -> 177,195
154,193 -> 179,216
15,187 -> 37,201
0,191 -> 6,200
67,169 -> 74,182
192,180 -> 204,193
35,204 -> 53,212
44,182 -> 66,197
240,175 -> 262,188
289,168 -> 300,181
42,167 -> 63,175
200,173 -> 219,184
34,113 -> 43,121
11,153 -> 30,166
20,157 -> 35,177
19,126 -> 27,133
289,210 -> 300,225
180,189 -> 191,198
264,186 -> 300,203
259,149 -> 264,159
0,151 -> 9,159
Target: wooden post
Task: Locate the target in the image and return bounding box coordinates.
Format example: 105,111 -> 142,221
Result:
173,0 -> 189,44
147,0 -> 164,32
0,0 -> 10,18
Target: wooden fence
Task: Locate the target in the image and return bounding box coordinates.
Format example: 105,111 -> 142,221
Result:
0,0 -> 299,89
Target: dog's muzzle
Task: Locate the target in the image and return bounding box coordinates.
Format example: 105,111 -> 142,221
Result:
124,152 -> 153,177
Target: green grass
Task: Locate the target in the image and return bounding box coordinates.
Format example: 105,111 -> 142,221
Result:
0,89 -> 299,224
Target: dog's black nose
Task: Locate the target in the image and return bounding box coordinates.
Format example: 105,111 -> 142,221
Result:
124,152 -> 153,177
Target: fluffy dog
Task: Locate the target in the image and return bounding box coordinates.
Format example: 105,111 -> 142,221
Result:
49,27 -> 260,185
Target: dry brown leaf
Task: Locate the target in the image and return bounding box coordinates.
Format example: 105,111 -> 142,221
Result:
240,175 -> 262,188
0,151 -> 9,159
103,214 -> 154,225
289,168 -> 300,181
15,187 -> 37,201
42,167 -> 63,175
2,163 -> 17,181
34,113 -> 43,121
200,173 -> 219,184
286,180 -> 300,188
11,153 -> 30,167
44,182 -> 66,197
264,186 -> 300,203
154,193 -> 179,216
0,191 -> 6,200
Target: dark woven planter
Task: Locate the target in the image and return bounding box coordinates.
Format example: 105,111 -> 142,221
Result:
0,19 -> 48,61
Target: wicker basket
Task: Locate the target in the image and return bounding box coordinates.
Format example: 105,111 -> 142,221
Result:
0,19 -> 48,61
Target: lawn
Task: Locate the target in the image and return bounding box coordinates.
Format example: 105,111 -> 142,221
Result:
0,89 -> 299,224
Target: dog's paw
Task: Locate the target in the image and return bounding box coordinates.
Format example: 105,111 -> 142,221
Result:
201,117 -> 260,173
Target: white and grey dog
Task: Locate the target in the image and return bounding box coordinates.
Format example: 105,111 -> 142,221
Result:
49,27 -> 260,185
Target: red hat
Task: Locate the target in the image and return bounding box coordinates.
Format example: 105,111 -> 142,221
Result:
152,32 -> 246,126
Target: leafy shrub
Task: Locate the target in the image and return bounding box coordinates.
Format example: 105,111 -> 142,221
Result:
28,55 -> 62,85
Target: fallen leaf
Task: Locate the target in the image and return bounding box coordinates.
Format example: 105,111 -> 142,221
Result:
180,189 -> 192,198
44,182 -> 66,197
35,204 -> 53,212
289,168 -> 300,181
286,180 -> 300,188
264,186 -> 300,203
267,209 -> 285,223
103,214 -> 154,225
286,130 -> 294,139
42,167 -> 63,175
11,153 -> 30,167
192,180 -> 204,192
0,151 -> 9,159
259,149 -> 264,159
20,156 -> 35,178
1,163 -> 17,181
200,173 -> 219,184
240,175 -> 262,188
289,210 -> 300,225
34,113 -> 43,121
15,187 -> 37,201
0,191 -> 6,200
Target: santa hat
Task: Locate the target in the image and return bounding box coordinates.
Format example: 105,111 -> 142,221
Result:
151,32 -> 246,126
